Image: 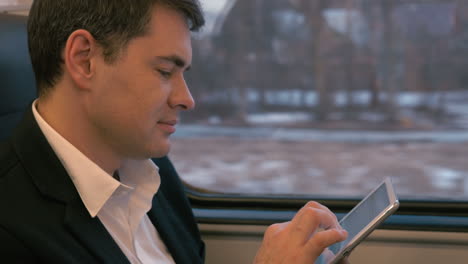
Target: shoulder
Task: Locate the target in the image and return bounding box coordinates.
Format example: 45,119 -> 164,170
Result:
0,142 -> 38,264
0,140 -> 21,183
0,225 -> 36,262
0,139 -> 39,223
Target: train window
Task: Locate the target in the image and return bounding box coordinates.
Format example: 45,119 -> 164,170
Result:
0,0 -> 31,12
170,0 -> 468,204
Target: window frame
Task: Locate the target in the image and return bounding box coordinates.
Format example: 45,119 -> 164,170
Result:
184,183 -> 468,232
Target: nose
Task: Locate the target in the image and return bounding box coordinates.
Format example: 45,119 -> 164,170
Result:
169,75 -> 195,111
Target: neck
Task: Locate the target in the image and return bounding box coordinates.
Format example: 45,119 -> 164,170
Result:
36,86 -> 121,176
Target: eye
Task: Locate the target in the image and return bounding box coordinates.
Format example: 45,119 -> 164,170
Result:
157,69 -> 172,78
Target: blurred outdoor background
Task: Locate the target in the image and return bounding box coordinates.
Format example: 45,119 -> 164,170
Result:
168,0 -> 468,200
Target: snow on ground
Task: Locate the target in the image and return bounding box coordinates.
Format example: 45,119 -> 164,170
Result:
170,137 -> 468,201
425,166 -> 465,190
246,112 -> 311,124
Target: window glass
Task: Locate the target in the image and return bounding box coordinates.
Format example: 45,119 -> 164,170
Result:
0,0 -> 31,12
170,0 -> 468,200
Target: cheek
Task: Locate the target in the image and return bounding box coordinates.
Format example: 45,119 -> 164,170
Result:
131,98 -> 164,134
97,72 -> 144,113
142,88 -> 170,117
96,67 -> 169,128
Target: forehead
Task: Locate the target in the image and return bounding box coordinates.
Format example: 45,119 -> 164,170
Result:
139,4 -> 192,60
148,3 -> 190,33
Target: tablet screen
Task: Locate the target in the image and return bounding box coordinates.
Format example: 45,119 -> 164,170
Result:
329,181 -> 390,255
317,178 -> 399,264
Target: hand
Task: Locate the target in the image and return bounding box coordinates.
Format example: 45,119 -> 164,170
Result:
253,201 -> 348,264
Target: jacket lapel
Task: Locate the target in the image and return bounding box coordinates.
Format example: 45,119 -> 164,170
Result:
64,198 -> 130,264
148,191 -> 202,264
12,107 -> 129,264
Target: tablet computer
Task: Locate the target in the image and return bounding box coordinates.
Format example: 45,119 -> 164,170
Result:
317,177 -> 399,264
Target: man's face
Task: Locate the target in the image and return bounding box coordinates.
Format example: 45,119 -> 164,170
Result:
88,4 -> 194,159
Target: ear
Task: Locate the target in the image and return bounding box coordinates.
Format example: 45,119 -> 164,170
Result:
63,29 -> 97,90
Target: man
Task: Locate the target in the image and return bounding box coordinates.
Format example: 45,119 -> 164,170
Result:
0,0 -> 347,263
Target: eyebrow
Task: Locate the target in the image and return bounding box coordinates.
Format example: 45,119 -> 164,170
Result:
155,55 -> 191,71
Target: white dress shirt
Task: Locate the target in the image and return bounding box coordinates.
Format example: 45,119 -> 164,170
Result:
32,101 -> 175,264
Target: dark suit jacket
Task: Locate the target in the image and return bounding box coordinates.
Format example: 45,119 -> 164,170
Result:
0,108 -> 205,264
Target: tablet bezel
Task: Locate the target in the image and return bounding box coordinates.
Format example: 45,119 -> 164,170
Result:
328,177 -> 399,264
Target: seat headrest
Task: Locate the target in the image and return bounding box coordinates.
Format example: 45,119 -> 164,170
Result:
0,14 -> 37,141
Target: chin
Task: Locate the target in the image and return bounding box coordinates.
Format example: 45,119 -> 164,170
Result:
149,143 -> 171,158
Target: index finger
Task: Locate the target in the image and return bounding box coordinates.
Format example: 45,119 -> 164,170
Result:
289,202 -> 342,245
294,202 -> 341,229
305,228 -> 348,260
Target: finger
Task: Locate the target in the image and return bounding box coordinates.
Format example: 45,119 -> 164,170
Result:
320,248 -> 335,262
289,206 -> 340,245
299,202 -> 341,229
263,221 -> 289,240
307,202 -> 341,228
304,228 -> 348,259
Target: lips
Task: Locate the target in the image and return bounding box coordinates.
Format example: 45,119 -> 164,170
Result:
159,120 -> 177,126
157,120 -> 177,133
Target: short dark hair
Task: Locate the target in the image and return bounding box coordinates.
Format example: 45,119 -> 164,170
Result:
27,0 -> 205,97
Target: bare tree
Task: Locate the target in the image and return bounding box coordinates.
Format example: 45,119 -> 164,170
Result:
344,0 -> 356,113
378,0 -> 398,122
293,0 -> 331,121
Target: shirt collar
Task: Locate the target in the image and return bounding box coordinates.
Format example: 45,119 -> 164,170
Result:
32,100 -> 160,217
